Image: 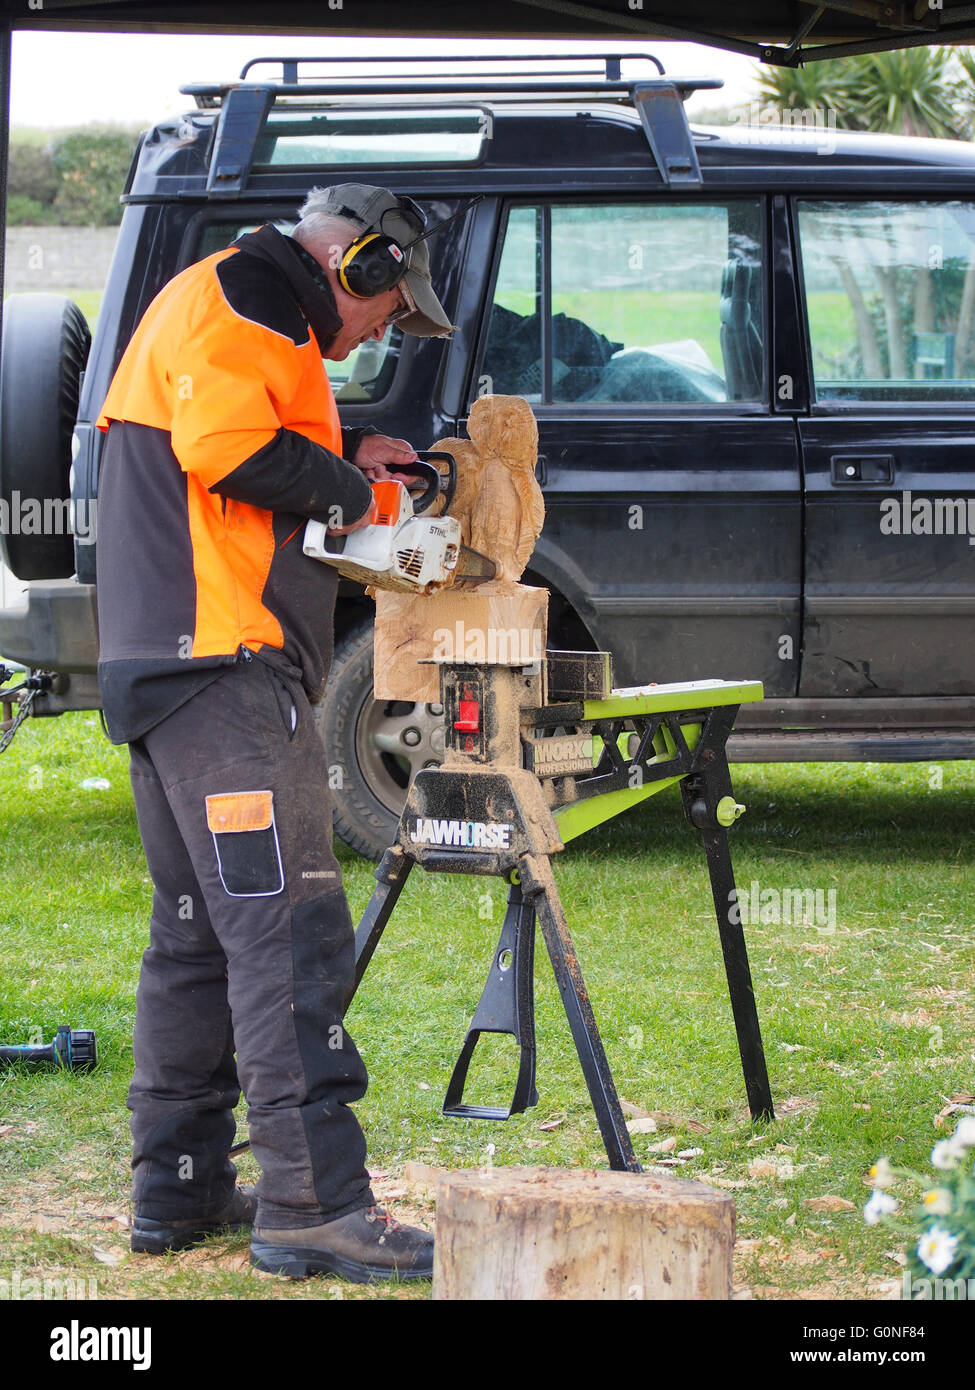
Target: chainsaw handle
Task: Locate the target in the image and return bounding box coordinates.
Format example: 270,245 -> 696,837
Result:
391,459 -> 440,514
393,450 -> 457,515
420,450 -> 457,515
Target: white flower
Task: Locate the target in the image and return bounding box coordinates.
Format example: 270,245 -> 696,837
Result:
931,1138 -> 966,1170
921,1188 -> 953,1217
917,1226 -> 960,1276
868,1157 -> 895,1188
952,1116 -> 975,1148
864,1190 -> 898,1225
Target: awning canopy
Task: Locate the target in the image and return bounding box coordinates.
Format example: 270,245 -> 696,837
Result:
2,0 -> 975,67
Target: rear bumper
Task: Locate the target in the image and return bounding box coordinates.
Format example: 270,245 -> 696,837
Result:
0,580 -> 99,672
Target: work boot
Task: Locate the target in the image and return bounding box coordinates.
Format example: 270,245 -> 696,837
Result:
131,1185 -> 257,1255
250,1205 -> 434,1282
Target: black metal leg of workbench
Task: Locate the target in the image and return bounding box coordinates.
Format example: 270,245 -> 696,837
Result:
699,825 -> 775,1122
520,855 -> 641,1173
352,847 -> 414,995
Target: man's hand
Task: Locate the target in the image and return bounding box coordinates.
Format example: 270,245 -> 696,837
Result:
352,434 -> 418,482
327,435 -> 419,535
327,497 -> 375,536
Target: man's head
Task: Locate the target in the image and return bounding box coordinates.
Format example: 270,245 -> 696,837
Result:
292,184 -> 454,358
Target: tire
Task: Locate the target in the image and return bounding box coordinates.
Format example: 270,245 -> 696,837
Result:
0,293 -> 91,580
316,621 -> 445,862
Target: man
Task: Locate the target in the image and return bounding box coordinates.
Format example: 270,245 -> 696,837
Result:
95,184 -> 452,1282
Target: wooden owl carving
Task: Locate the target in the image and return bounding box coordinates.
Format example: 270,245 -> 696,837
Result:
427,435 -> 485,551
431,394 -> 544,590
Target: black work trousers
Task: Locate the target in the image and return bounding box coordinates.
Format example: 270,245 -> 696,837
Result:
126,652 -> 374,1229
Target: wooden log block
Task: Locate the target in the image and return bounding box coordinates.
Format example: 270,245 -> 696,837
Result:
373,585 -> 549,703
432,1168 -> 734,1301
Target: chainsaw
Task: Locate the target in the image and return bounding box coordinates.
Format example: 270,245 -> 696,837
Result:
303,451 -> 496,594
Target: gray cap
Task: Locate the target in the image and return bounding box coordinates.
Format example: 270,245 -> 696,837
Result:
308,183 -> 454,338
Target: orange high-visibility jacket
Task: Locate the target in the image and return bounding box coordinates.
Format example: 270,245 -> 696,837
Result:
95,224 -> 374,743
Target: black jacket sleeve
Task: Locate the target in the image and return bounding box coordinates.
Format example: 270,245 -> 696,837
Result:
209,427 -> 373,526
341,425 -> 380,461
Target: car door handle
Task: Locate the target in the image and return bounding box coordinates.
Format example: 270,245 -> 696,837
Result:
830,454 -> 895,485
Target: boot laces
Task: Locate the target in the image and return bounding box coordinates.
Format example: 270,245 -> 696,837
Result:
366,1205 -> 402,1232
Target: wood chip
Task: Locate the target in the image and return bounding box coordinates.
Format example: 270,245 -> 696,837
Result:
92,1246 -> 121,1266
935,1098 -> 975,1128
647,1137 -> 676,1154
645,1111 -> 709,1134
804,1195 -> 856,1213
217,1251 -> 251,1273
619,1099 -> 651,1119
777,1096 -> 818,1116
625,1118 -> 659,1135
748,1158 -> 795,1180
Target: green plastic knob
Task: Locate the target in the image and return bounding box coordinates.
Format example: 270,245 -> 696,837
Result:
716,796 -> 745,826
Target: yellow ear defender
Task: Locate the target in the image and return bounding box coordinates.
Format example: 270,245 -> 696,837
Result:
336,195 -> 484,299
338,231 -> 409,298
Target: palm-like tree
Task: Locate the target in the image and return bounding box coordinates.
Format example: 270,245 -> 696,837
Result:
753,57 -> 860,129
849,48 -> 964,140
951,48 -> 975,141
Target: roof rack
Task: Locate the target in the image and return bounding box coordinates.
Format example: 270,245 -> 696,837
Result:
181,51 -> 721,105
185,53 -> 723,200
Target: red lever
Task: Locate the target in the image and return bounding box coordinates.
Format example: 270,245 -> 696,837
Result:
453,699 -> 480,732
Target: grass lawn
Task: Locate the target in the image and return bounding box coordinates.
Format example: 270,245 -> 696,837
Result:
0,711 -> 973,1301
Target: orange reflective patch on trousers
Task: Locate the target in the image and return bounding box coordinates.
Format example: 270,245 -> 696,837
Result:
206,790 -> 284,897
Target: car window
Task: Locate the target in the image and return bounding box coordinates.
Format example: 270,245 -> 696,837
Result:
252,108 -> 487,166
480,201 -> 764,405
193,219 -> 403,404
797,200 -> 975,403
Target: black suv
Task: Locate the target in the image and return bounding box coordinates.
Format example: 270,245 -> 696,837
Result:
3,52 -> 975,860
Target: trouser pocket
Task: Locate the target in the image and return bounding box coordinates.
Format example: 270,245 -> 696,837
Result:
205,789 -> 284,897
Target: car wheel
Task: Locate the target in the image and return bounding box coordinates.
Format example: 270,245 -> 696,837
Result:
316,621 -> 445,861
0,294 -> 91,580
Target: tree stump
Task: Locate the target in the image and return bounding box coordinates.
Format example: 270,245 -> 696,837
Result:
433,1168 -> 734,1301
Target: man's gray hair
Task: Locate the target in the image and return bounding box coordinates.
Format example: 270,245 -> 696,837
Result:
294,188 -> 363,250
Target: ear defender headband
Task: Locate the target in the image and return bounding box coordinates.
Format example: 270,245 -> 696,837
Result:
337,195 -> 483,299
